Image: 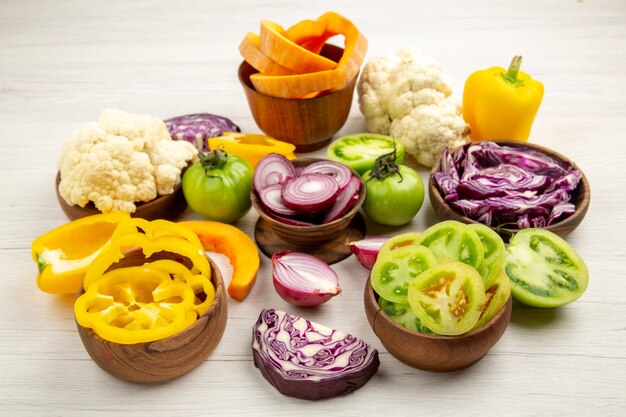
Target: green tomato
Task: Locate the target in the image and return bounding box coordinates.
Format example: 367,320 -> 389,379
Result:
362,165 -> 424,226
377,232 -> 422,258
467,223 -> 506,286
504,228 -> 588,308
417,220 -> 484,271
472,269 -> 511,330
327,133 -> 404,175
182,149 -> 253,223
408,261 -> 485,336
377,296 -> 434,335
371,244 -> 437,304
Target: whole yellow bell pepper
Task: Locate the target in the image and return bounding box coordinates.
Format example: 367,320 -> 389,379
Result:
463,56 -> 544,142
32,213 -> 130,294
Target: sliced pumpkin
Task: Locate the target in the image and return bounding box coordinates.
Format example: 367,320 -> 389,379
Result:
239,32 -> 295,76
258,20 -> 338,74
250,12 -> 368,98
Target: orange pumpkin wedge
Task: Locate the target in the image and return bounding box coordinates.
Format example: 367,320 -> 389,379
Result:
286,19 -> 335,54
259,20 -> 338,73
239,32 -> 295,76
250,12 -> 367,98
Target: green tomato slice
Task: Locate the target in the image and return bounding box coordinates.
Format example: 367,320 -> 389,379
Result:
327,133 -> 404,175
468,224 -> 506,287
417,221 -> 484,270
377,296 -> 435,335
371,245 -> 437,304
408,261 -> 485,336
377,232 -> 421,259
504,228 -> 589,308
472,269 -> 511,330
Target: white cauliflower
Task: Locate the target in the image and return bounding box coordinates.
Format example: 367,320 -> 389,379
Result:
357,48 -> 469,166
58,109 -> 197,213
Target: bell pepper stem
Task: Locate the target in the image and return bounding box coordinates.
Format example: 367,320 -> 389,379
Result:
502,55 -> 524,86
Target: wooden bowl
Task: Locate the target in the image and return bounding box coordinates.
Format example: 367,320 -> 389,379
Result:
56,171 -> 187,221
364,277 -> 512,372
76,252 -> 228,383
250,158 -> 366,247
429,141 -> 591,241
238,44 -> 357,152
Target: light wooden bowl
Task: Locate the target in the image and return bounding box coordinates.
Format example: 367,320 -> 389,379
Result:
56,171 -> 187,221
250,158 -> 366,247
76,252 -> 228,383
364,277 -> 512,372
238,44 -> 357,152
429,141 -> 591,241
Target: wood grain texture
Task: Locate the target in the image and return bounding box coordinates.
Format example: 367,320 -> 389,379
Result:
1,0 -> 626,416
428,140 -> 591,241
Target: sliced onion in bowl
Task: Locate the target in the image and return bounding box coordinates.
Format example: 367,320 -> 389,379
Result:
301,160 -> 353,190
258,184 -> 299,216
271,251 -> 341,307
322,175 -> 361,223
281,173 -> 339,212
254,153 -> 297,192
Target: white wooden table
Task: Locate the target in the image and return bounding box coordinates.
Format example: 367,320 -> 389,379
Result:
1,1 -> 625,415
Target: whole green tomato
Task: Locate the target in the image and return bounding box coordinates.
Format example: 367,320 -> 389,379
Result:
182,149 -> 253,223
361,153 -> 424,226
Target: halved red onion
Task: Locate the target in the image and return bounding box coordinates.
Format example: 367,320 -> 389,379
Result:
271,251 -> 340,307
322,175 -> 361,223
258,184 -> 299,216
252,308 -> 380,400
349,237 -> 388,269
254,153 -> 297,192
281,173 -> 339,212
301,160 -> 353,190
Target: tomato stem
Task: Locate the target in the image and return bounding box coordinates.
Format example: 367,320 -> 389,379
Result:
199,149 -> 228,177
367,143 -> 402,182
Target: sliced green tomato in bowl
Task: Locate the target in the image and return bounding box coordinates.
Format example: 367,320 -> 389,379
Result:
468,224 -> 506,287
377,232 -> 421,259
504,228 -> 588,308
417,221 -> 484,271
408,261 -> 485,336
371,245 -> 437,304
472,269 -> 511,331
327,133 -> 404,175
377,296 -> 434,335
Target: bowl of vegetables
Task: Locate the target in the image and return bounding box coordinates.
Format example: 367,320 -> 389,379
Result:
238,44 -> 358,152
250,155 -> 366,249
75,247 -> 228,384
362,224 -> 513,372
429,141 -> 590,240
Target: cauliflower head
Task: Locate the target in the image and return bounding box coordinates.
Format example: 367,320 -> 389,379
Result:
357,48 -> 468,166
58,109 -> 197,213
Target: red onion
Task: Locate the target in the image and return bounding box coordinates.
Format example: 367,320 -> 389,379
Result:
254,153 -> 297,192
258,184 -> 299,216
271,251 -> 341,307
301,160 -> 353,190
281,173 -> 339,212
252,309 -> 380,400
349,237 -> 388,269
322,175 -> 361,223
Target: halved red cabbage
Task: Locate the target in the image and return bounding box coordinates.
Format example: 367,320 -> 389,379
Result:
252,309 -> 379,400
434,142 -> 582,229
165,113 -> 240,151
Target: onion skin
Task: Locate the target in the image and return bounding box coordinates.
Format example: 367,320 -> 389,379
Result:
251,309 -> 380,400
349,237 -> 388,269
271,251 -> 341,307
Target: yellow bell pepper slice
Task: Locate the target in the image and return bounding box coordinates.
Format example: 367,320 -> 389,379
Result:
32,212 -> 131,294
74,265 -> 197,344
208,132 -> 296,168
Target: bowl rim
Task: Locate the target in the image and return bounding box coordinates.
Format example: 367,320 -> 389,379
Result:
429,140 -> 591,234
365,276 -> 512,341
237,43 -> 358,101
250,157 -> 366,231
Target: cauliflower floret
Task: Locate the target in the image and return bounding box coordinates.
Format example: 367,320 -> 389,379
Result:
357,48 -> 468,167
57,109 -> 197,213
390,97 -> 469,167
